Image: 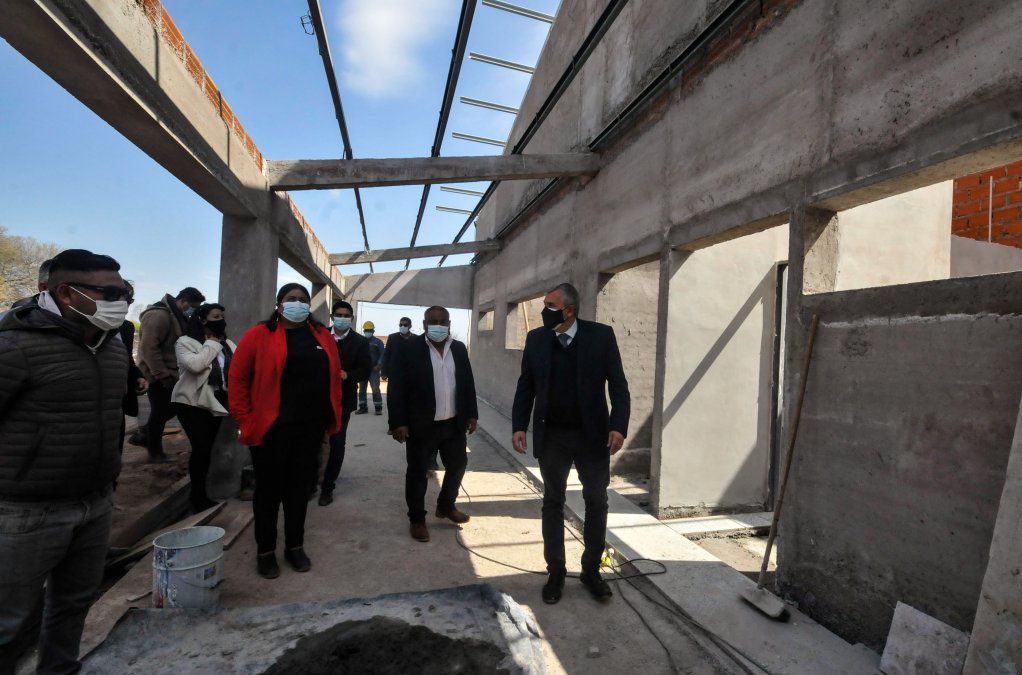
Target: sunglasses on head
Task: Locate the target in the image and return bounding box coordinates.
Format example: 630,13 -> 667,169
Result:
66,282 -> 130,302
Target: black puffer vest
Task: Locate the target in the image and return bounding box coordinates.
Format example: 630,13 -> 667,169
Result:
0,304 -> 127,501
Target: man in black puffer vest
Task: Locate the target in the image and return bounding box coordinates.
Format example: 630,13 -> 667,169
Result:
0,249 -> 129,674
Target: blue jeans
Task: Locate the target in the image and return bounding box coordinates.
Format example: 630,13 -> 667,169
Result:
358,370 -> 382,411
0,490 -> 113,675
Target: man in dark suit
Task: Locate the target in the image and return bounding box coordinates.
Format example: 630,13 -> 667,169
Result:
380,316 -> 414,380
512,283 -> 630,604
118,281 -> 148,452
388,306 -> 478,542
319,300 -> 372,506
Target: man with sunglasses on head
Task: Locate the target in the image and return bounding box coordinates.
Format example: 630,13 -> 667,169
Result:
0,249 -> 131,674
135,286 -> 205,462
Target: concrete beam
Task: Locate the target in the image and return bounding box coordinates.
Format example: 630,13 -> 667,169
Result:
330,240 -> 501,265
266,154 -> 601,190
0,0 -> 266,217
272,193 -> 343,295
344,266 -> 474,310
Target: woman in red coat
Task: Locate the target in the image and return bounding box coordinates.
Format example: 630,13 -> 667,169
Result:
228,283 -> 343,579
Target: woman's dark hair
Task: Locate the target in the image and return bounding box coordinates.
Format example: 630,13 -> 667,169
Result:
264,282 -> 323,330
185,303 -> 226,342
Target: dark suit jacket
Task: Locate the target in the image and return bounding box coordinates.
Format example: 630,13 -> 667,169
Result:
333,330 -> 371,412
380,332 -> 413,378
387,334 -> 479,439
118,321 -> 145,417
512,319 -> 630,458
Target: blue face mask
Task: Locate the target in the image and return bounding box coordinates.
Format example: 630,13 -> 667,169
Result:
333,316 -> 352,331
399,325 -> 410,335
365,330 -> 374,338
426,325 -> 450,342
281,301 -> 310,323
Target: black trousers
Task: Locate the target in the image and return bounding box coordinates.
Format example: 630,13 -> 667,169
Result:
250,423 -> 324,553
538,427 -> 610,576
405,418 -> 467,523
321,408 -> 354,495
145,380 -> 176,454
175,403 -> 223,508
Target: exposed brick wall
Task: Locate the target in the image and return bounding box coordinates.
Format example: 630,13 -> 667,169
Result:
134,0 -> 264,172
951,162 -> 1022,247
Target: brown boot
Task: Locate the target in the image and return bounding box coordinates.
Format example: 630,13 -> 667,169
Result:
435,507 -> 470,524
410,522 -> 430,542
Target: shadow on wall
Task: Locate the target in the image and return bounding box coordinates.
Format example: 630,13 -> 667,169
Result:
659,261 -> 779,516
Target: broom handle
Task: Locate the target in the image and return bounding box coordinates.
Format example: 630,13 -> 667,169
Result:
757,313 -> 820,590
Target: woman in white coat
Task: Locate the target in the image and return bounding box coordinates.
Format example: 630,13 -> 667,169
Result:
172,303 -> 235,511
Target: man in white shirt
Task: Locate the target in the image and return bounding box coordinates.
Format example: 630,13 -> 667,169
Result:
387,306 -> 478,543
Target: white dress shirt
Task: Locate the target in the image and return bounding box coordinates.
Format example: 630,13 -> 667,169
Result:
331,326 -> 350,341
553,319 -> 578,346
428,339 -> 457,421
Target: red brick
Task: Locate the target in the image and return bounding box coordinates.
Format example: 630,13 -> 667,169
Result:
992,206 -> 1021,223
139,0 -> 161,23
160,8 -> 184,54
1005,160 -> 1022,178
955,175 -> 983,189
955,185 -> 987,202
184,45 -> 203,84
993,178 -> 1022,194
1009,191 -> 1022,205
953,199 -> 985,218
219,98 -> 233,124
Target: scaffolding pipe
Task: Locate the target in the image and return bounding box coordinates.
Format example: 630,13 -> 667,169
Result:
452,131 -> 507,147
436,205 -> 475,214
441,186 -> 486,196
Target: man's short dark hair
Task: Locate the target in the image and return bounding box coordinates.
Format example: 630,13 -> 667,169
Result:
424,305 -> 449,319
332,300 -> 353,314
176,287 -> 205,303
38,259 -> 53,282
551,282 -> 580,310
47,249 -> 121,287
399,316 -> 412,324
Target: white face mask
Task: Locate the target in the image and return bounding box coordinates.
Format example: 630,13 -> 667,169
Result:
68,286 -> 129,331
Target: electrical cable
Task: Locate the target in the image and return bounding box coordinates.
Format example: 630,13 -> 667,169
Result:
454,469 -> 773,674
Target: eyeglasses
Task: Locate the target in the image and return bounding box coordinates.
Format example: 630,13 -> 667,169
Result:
66,283 -> 130,302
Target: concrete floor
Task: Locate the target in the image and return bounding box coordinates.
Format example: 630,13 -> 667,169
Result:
218,410 -> 740,674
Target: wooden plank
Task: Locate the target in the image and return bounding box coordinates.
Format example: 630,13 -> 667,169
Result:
109,475 -> 191,549
105,502 -> 225,570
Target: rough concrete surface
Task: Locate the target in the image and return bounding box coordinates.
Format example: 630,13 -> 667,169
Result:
120,410 -> 737,674
879,602 -> 969,675
83,585 -> 543,674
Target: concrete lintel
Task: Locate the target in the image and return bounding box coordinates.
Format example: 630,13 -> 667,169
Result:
266,153 -> 600,190
330,240 -> 501,265
596,231 -> 666,274
0,0 -> 265,217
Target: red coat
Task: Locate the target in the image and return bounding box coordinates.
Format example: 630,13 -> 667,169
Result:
228,321 -> 343,446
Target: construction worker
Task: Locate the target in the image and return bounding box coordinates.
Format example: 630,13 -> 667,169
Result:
357,320 -> 385,415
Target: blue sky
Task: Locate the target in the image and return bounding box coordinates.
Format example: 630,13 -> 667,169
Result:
0,0 -> 557,336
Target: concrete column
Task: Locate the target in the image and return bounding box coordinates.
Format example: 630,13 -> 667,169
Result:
964,399 -> 1022,673
310,282 -> 331,324
650,244 -> 680,513
219,213 -> 279,340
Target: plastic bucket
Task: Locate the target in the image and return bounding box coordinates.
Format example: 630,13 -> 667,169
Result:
152,526 -> 226,610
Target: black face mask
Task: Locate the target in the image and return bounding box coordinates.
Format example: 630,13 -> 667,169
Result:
541,307 -> 565,330
205,319 -> 227,336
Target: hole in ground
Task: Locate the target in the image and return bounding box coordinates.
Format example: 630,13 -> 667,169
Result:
260,616 -> 510,675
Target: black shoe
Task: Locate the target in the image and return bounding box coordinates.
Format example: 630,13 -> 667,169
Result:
284,547 -> 311,572
318,491 -> 333,506
146,451 -> 174,464
580,571 -> 613,601
354,409 -> 368,415
127,429 -> 148,447
307,485 -> 318,502
191,497 -> 218,513
257,552 -> 280,579
542,571 -> 566,604
374,409 -> 382,416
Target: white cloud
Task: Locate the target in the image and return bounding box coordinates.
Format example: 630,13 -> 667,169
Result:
337,0 -> 455,98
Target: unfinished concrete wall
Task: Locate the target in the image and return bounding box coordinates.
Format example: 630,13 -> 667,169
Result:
658,227 -> 788,515
596,260 -> 659,472
780,273 -> 1022,649
344,266 -> 473,310
951,235 -> 1022,278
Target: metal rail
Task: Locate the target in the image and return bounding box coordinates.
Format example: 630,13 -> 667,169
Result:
307,0 -> 373,272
